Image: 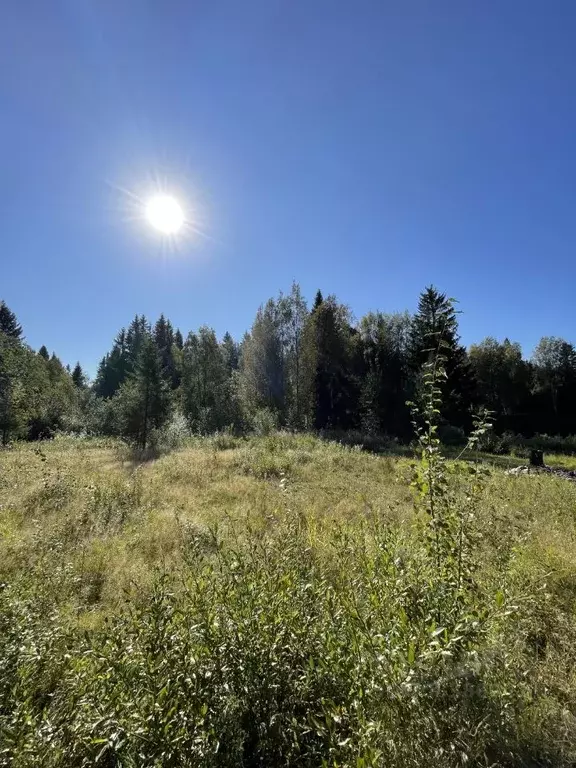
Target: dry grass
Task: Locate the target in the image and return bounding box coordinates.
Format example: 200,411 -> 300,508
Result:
2,433 -> 576,765
0,435 -> 413,618
1,433 -> 575,621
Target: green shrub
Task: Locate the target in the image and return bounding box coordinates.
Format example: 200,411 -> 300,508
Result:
478,431 -> 576,457
0,512 -> 568,767
155,412 -> 192,451
250,408 -> 278,437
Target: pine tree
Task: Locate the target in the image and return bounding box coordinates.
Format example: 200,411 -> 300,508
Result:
174,329 -> 184,350
313,290 -> 324,311
0,301 -> 23,339
38,345 -> 50,360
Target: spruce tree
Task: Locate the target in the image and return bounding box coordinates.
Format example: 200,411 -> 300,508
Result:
0,301 -> 23,339
125,315 -> 150,376
38,346 -> 50,360
154,314 -> 177,387
117,335 -> 171,449
181,327 -> 230,432
72,362 -> 86,388
304,296 -> 357,430
410,286 -> 473,428
221,332 -> 239,374
358,312 -> 412,436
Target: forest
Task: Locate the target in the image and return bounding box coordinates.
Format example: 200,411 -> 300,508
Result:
1,283 -> 576,450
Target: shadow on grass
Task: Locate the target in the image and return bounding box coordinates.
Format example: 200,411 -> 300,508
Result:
115,442 -> 164,468
318,429 -> 414,457
319,430 -> 529,470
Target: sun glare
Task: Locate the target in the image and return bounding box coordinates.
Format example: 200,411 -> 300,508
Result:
145,195 -> 185,235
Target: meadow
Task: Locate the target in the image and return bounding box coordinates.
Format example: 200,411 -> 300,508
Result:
1,433 -> 576,766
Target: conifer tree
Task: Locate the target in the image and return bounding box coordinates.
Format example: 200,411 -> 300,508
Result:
410,286 -> 473,428
358,311 -> 412,435
304,296 -> 357,430
0,301 -> 23,339
181,327 -> 231,432
154,314 -> 178,387
72,362 -> 86,388
117,335 -> 171,449
221,332 -> 239,374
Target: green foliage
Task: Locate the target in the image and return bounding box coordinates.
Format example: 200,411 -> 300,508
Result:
221,331 -> 239,374
410,286 -> 474,429
4,283 -> 576,450
116,334 -> 171,448
359,311 -> 412,437
181,326 -> 235,433
250,406 -> 279,436
478,429 -> 576,457
71,362 -> 86,388
1,428 -> 576,765
0,300 -> 23,339
239,299 -> 286,418
469,337 -> 530,419
0,327 -> 81,443
94,317 -> 151,398
306,295 -> 359,430
154,313 -> 179,388
408,335 -> 493,626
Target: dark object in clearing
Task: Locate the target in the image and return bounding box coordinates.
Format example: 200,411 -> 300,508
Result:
530,449 -> 544,467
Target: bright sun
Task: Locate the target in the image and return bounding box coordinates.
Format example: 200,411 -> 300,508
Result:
145,195 -> 184,234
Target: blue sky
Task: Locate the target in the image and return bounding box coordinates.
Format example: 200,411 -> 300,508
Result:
2,1 -> 575,374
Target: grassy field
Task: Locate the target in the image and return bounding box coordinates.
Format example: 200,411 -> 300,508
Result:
1,434 -> 576,766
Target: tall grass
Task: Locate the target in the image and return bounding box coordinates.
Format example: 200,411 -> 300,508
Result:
1,427 -> 576,764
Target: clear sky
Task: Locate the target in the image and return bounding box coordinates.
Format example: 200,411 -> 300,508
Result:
2,1 -> 575,374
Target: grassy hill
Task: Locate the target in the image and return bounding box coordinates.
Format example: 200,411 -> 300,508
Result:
1,434 -> 576,766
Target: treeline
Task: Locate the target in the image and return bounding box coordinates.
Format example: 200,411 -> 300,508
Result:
1,284 -> 576,447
